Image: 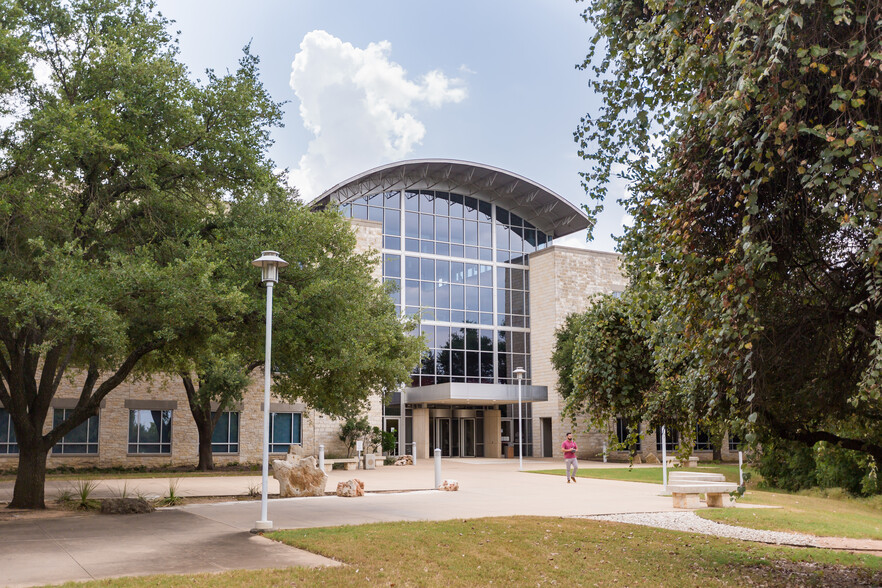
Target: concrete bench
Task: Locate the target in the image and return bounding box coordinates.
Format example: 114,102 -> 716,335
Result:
322,458 -> 358,472
665,455 -> 699,468
668,482 -> 738,508
668,471 -> 726,483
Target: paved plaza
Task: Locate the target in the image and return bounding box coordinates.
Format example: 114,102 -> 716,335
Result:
0,459 -> 677,587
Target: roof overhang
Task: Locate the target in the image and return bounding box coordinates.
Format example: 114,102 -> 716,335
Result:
403,382 -> 548,406
311,159 -> 591,239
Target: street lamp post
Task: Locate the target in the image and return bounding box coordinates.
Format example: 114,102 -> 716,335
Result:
251,250 -> 288,532
514,367 -> 526,471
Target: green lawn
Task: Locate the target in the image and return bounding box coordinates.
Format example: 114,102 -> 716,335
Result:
532,466 -> 882,540
699,491 -> 882,540
44,517 -> 881,587
530,464 -> 747,485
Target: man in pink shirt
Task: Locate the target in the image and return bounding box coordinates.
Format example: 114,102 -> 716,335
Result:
562,432 -> 578,483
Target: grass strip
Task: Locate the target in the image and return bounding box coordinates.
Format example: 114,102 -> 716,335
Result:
699,491 -> 882,540
45,517 -> 882,587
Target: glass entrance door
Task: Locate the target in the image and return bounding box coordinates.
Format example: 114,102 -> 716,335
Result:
435,418 -> 451,456
460,418 -> 476,457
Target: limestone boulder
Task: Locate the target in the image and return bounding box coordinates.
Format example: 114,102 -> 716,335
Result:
272,453 -> 328,498
438,479 -> 459,492
336,478 -> 365,497
394,455 -> 413,466
644,453 -> 660,465
100,498 -> 155,515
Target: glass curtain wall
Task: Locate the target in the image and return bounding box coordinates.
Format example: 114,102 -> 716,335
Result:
343,189 -> 551,386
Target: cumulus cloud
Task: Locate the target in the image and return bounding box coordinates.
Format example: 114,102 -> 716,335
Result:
288,30 -> 467,200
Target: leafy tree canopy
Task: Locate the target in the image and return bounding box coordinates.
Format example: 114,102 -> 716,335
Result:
165,189 -> 424,469
0,0 -> 282,507
575,0 -> 882,462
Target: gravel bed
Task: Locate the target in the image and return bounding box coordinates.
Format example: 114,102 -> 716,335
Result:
581,511 -> 821,547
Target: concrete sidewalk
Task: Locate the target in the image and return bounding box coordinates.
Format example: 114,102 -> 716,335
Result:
1,459 -> 673,587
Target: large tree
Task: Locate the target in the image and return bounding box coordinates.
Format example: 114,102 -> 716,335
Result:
168,190 -> 424,470
0,0 -> 282,508
575,0 -> 882,462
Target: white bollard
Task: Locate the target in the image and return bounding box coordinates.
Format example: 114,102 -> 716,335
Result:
434,448 -> 442,488
739,451 -> 744,486
602,442 -> 608,463
412,441 -> 417,464
661,425 -> 668,493
319,444 -> 325,472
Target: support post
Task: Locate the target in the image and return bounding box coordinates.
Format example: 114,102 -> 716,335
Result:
738,451 -> 743,486
411,441 -> 417,464
255,282 -> 274,531
434,448 -> 442,488
661,425 -> 668,493
319,444 -> 325,472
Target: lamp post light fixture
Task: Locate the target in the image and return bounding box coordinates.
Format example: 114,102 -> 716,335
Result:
513,367 -> 527,472
251,250 -> 288,532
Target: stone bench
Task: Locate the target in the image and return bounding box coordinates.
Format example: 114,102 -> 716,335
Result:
668,482 -> 738,508
665,455 -> 699,468
322,458 -> 359,472
668,471 -> 726,483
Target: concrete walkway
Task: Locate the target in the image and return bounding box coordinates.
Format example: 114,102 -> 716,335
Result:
0,459 -> 674,587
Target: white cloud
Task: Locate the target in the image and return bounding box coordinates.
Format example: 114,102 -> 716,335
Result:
288,30 -> 467,200
621,213 -> 634,228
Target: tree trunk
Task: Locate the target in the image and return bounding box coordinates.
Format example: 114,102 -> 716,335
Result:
195,416 -> 214,471
713,445 -> 723,462
9,441 -> 50,509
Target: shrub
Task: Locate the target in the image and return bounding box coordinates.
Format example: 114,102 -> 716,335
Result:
758,438 -> 882,497
756,439 -> 817,492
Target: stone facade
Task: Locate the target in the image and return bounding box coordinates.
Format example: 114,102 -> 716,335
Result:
527,244 -> 740,462
529,245 -> 628,460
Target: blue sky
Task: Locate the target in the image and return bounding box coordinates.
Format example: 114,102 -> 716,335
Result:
154,1 -> 630,252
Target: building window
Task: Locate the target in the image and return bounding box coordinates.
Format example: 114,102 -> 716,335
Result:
615,418 -> 641,450
211,411 -> 239,454
728,434 -> 742,452
694,428 -> 713,451
0,408 -> 18,454
655,427 -> 679,452
128,410 -> 172,454
270,412 -> 301,453
52,409 -> 99,454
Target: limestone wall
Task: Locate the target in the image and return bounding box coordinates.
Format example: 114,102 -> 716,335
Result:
528,245 -> 628,459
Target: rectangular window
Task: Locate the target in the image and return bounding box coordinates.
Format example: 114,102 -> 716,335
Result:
270,412 -> 302,452
694,428 -> 712,451
211,411 -> 239,454
52,409 -> 99,454
728,434 -> 742,452
0,408 -> 18,454
655,427 -> 679,452
128,410 -> 172,454
615,418 -> 641,450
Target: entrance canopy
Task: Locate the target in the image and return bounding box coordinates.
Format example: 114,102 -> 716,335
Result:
402,382 -> 548,406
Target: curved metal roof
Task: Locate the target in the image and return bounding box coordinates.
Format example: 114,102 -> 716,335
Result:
311,159 -> 591,238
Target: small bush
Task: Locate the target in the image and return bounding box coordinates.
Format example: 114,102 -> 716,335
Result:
756,439 -> 817,492
758,438 -> 882,497
70,479 -> 101,510
156,478 -> 184,507
384,457 -> 396,466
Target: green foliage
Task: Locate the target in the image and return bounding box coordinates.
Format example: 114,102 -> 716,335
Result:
757,440 -> 819,493
378,429 -> 397,454
757,439 -> 881,496
0,0 -> 282,508
157,478 -> 184,507
70,478 -> 100,510
576,0 -> 882,468
338,416 -> 372,458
